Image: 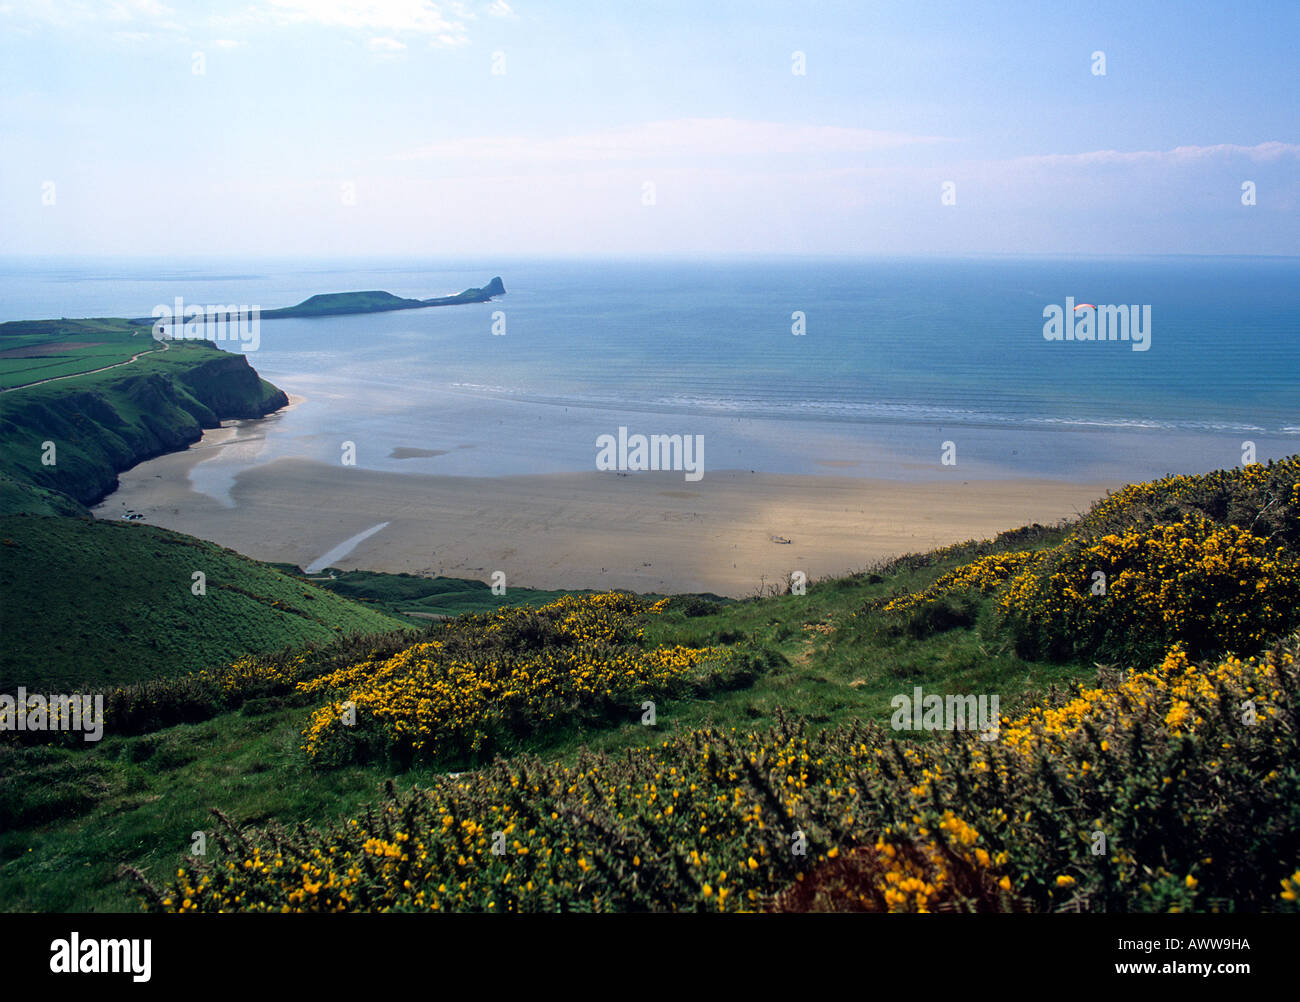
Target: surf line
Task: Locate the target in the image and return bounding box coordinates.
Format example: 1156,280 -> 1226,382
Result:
304,522 -> 390,574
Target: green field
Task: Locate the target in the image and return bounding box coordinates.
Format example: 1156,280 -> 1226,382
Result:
0,318 -> 162,390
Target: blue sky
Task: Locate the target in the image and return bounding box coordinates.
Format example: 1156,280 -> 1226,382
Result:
1,0 -> 1296,256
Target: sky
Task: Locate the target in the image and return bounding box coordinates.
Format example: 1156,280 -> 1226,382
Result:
0,0 -> 1297,258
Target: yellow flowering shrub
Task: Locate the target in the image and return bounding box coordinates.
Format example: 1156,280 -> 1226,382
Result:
1280,870 -> 1300,909
200,653 -> 303,696
998,517 -> 1300,660
1076,459 -> 1300,547
133,631 -> 1300,913
884,551 -> 1039,614
874,459 -> 1300,662
297,593 -> 733,766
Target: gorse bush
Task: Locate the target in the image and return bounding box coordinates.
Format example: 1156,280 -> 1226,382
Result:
0,628 -> 423,746
879,551 -> 1038,642
999,517 -> 1300,662
879,459 -> 1300,664
883,551 -> 1040,615
868,523 -> 1066,580
131,632 -> 1300,913
767,833 -> 1017,913
296,593 -> 744,767
664,595 -> 726,618
1075,459 -> 1300,547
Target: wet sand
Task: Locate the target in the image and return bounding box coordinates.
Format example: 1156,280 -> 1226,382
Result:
93,424 -> 1117,596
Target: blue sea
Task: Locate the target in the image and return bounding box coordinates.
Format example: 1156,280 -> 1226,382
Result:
1,255 -> 1296,486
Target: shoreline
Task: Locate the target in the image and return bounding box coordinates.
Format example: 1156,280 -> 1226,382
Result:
91,444 -> 1119,596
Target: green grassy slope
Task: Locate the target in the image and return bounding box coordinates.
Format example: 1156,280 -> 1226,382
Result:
0,704 -> 452,912
0,472 -> 89,517
0,515 -> 408,692
268,564 -> 727,622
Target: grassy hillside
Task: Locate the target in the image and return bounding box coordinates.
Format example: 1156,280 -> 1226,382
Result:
0,472 -> 89,517
0,536 -> 1072,912
2,459 -> 1298,913
0,515 -> 407,692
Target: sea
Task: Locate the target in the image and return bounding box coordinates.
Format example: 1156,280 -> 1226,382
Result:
1,255 -> 1296,493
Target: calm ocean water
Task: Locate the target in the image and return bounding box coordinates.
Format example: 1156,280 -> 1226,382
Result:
2,255 -> 1296,486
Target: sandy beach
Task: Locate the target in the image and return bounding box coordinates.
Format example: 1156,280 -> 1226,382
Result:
92,423 -> 1118,597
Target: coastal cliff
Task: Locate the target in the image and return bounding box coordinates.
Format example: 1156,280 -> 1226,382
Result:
0,272 -> 507,514
0,341 -> 288,509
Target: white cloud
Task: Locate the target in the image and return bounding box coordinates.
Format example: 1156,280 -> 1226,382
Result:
260,0 -> 467,40
396,118 -> 952,164
105,0 -> 174,21
368,35 -> 407,51
486,0 -> 513,16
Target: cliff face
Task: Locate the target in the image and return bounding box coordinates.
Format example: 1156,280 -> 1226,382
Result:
175,350 -> 289,419
421,277 -> 506,306
0,345 -> 288,509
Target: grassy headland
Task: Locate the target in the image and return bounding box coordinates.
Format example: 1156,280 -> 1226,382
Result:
219,277 -> 506,321
0,337 -> 286,510
1,277 -> 504,511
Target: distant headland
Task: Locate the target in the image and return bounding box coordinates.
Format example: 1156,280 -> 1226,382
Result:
127,277 -> 506,327
260,277 -> 506,319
